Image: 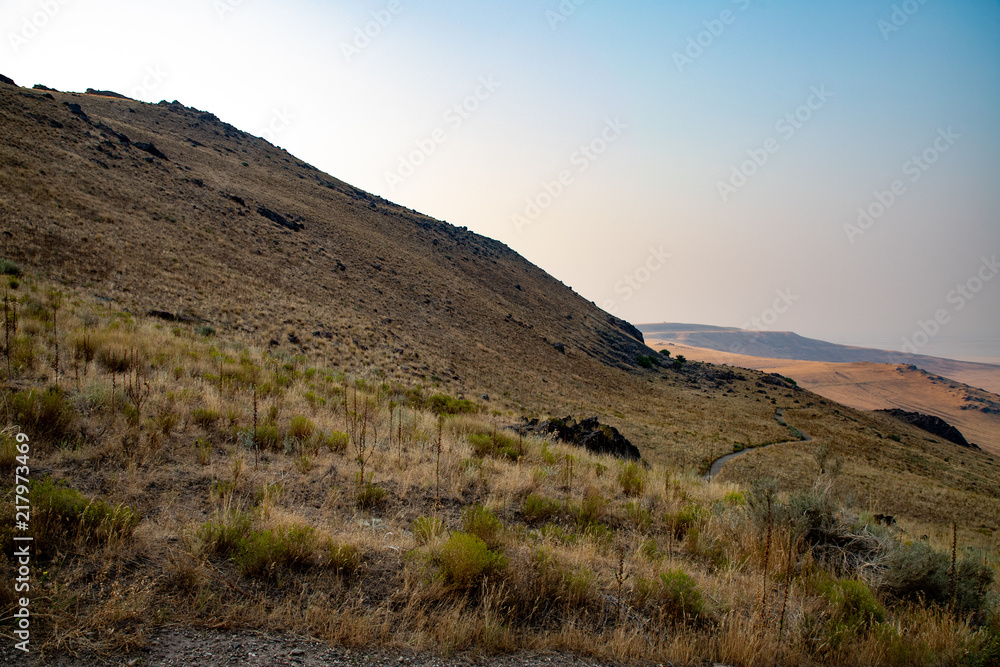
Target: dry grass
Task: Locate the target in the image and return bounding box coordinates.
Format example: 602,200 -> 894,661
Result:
0,280 -> 997,665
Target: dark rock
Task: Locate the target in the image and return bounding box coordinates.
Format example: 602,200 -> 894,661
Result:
148,310 -> 177,322
287,332 -> 301,345
0,74 -> 16,86
63,102 -> 89,122
481,394 -> 490,401
85,88 -> 130,99
33,84 -> 56,92
873,513 -> 896,526
134,142 -> 169,161
312,331 -> 333,340
877,409 -> 979,450
225,194 -> 246,207
552,342 -> 566,354
520,415 -> 641,461
257,206 -> 304,231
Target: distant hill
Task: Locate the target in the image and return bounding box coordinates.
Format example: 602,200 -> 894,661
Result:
639,324 -> 1000,395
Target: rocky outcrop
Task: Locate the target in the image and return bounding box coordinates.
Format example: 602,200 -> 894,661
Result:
135,142 -> 169,161
257,206 -> 304,231
0,74 -> 15,86
86,88 -> 130,99
518,415 -> 641,461
877,409 -> 979,450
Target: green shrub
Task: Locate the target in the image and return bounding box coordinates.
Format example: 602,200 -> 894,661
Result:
0,258 -> 23,276
522,494 -> 561,524
412,515 -> 446,545
155,407 -> 180,435
256,423 -> 281,451
617,462 -> 646,497
467,431 -> 520,460
8,387 -> 76,444
625,501 -> 653,531
665,504 -> 705,539
191,407 -> 222,428
572,490 -> 608,530
636,354 -> 660,369
324,541 -> 361,575
816,575 -> 885,646
195,325 -> 215,337
234,524 -> 317,577
356,483 -> 387,509
31,478 -> 139,558
428,394 -> 478,415
462,504 -> 504,548
635,568 -> 704,622
881,541 -> 994,618
196,509 -> 255,557
434,532 -> 506,589
320,430 -> 349,454
195,437 -> 212,465
289,415 -> 315,441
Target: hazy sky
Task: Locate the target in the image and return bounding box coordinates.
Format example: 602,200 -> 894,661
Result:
3,0 -> 999,361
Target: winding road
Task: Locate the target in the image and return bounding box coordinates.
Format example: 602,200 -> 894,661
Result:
704,408 -> 812,482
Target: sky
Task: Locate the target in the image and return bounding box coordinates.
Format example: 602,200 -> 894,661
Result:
2,0 -> 999,362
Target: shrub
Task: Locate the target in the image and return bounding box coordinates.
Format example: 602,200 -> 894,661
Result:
196,509 -> 255,557
467,431 -> 520,460
8,387 -> 76,444
324,541 -> 361,575
635,568 -> 704,622
428,394 -> 478,415
881,540 -> 994,618
356,483 -> 387,509
522,494 -> 561,525
96,343 -> 135,373
289,415 -> 315,441
412,516 -> 446,546
665,504 -> 705,539
625,501 -> 653,531
195,325 -> 215,337
155,407 -> 180,435
256,423 -> 281,451
434,532 -> 506,589
191,408 -> 222,429
572,490 -> 608,530
462,504 -> 504,548
235,524 -> 317,577
618,462 -> 646,497
636,354 -> 660,369
195,437 -> 212,465
31,478 -> 139,558
319,430 -> 349,454
0,258 -> 23,276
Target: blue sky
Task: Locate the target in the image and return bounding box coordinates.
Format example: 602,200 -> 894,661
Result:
2,0 -> 999,361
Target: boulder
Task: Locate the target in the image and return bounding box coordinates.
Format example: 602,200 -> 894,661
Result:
0,74 -> 16,86
520,415 -> 641,461
134,142 -> 169,161
877,409 -> 979,450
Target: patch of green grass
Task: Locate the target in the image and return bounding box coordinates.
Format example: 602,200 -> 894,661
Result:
289,415 -> 315,441
8,387 -> 76,444
428,394 -> 478,416
0,258 -> 23,277
324,540 -> 361,576
522,494 -> 562,525
617,462 -> 646,497
30,478 -> 139,558
635,568 -> 704,622
412,515 -> 446,546
191,407 -> 222,429
234,524 -> 318,577
356,483 -> 387,509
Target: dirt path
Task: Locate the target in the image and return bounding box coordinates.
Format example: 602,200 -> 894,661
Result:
16,628 -> 643,667
703,408 -> 811,482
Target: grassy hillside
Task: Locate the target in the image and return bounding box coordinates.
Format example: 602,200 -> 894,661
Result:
1,78 -> 999,664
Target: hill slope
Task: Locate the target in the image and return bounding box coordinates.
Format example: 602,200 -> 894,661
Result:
2,77 -> 1000,526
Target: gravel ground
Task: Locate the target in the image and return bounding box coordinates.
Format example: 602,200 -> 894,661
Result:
3,628 -> 709,667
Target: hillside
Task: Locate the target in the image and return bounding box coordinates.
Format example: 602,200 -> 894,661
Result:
649,342 -> 1000,455
640,323 -> 1000,395
1,77 -> 999,665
